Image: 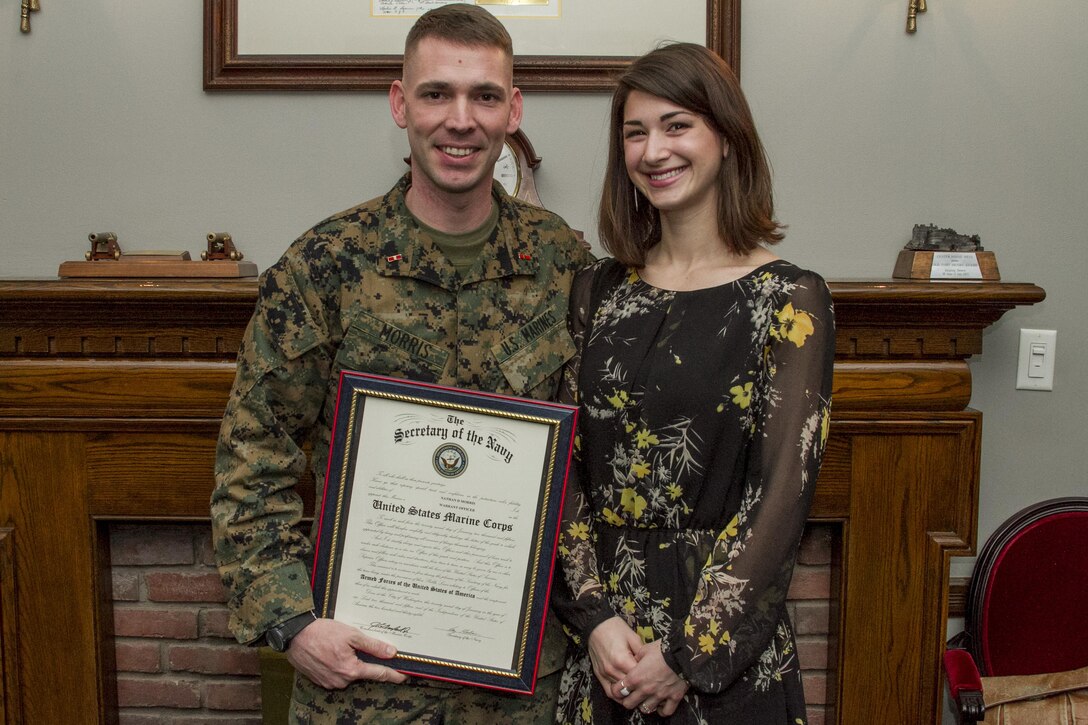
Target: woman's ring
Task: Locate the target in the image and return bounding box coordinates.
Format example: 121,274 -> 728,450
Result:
640,703 -> 653,714
619,681 -> 631,697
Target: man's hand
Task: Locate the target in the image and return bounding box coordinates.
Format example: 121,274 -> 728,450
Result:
587,616 -> 642,702
286,618 -> 409,690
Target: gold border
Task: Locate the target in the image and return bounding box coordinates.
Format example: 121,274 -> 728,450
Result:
320,384 -> 562,680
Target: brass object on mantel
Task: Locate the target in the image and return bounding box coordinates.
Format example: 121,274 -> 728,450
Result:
59,232 -> 257,278
202,232 -> 245,262
85,232 -> 121,261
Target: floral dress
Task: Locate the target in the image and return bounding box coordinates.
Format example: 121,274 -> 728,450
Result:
552,258 -> 835,724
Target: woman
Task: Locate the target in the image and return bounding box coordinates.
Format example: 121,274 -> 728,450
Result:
553,43 -> 835,724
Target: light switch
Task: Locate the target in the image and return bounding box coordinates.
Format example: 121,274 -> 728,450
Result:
1016,329 -> 1056,390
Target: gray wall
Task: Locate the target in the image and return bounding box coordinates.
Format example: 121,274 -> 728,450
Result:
3,1 -> 1085,714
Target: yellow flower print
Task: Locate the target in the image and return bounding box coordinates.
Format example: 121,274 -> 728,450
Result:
684,618 -> 695,637
637,625 -> 654,643
673,354 -> 682,365
625,422 -> 636,433
666,483 -> 683,500
609,572 -> 620,591
635,429 -> 659,449
620,488 -> 648,518
698,633 -> 717,655
566,521 -> 589,541
622,597 -> 636,615
773,302 -> 815,348
730,382 -> 753,409
581,697 -> 593,722
716,403 -> 724,412
574,433 -> 581,451
716,515 -> 739,542
719,630 -> 731,645
606,389 -> 630,409
627,269 -> 640,285
708,618 -> 721,637
630,460 -> 651,479
601,508 -> 625,526
558,543 -> 569,556
821,406 -> 831,445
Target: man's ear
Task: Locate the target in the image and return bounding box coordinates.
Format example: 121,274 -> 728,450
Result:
506,87 -> 524,135
389,80 -> 409,130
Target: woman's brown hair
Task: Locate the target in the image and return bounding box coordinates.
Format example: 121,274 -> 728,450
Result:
598,42 -> 784,266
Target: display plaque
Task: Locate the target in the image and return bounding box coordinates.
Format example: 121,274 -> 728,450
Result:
312,372 -> 577,694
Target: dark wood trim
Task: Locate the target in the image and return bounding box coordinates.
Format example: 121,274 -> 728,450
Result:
203,0 -> 741,92
949,576 -> 969,618
0,528 -> 21,725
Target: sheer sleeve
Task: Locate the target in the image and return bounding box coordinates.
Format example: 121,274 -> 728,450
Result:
550,260 -> 619,644
659,271 -> 836,692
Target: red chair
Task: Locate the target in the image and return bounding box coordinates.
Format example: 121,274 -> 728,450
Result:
944,497 -> 1088,723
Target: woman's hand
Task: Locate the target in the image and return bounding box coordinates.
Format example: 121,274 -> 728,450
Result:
612,640 -> 689,717
587,617 -> 642,702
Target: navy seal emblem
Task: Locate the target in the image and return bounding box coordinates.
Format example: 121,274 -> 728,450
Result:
433,443 -> 468,478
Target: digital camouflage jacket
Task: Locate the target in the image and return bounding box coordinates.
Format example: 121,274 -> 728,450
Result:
211,174 -> 592,674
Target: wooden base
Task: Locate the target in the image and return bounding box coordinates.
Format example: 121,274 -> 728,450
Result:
893,250 -> 1000,280
58,260 -> 257,278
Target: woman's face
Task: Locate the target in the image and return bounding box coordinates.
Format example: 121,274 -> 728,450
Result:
621,90 -> 728,218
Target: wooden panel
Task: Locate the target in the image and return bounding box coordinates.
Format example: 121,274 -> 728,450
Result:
0,431 -> 104,725
84,426 -> 316,519
0,528 -> 20,725
0,361 -> 237,418
833,360 -> 971,411
836,417 -> 979,724
810,433 -> 851,519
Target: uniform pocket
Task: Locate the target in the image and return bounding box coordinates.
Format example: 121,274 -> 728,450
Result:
492,305 -> 576,396
335,312 -> 449,382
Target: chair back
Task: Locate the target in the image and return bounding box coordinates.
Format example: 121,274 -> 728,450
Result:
964,497 -> 1088,677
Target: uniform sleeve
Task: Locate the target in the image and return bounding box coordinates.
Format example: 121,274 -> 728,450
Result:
210,247 -> 338,644
659,271 -> 836,692
551,261 -> 619,644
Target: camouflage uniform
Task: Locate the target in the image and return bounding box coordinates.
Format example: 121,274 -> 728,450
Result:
212,173 -> 593,723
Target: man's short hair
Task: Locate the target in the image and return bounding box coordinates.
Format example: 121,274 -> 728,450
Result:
404,3 -> 513,64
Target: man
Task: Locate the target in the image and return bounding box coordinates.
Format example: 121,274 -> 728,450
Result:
210,4 -> 592,723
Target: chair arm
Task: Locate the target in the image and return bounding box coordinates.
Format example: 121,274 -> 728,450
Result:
944,648 -> 986,723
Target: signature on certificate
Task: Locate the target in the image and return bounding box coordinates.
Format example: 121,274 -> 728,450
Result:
368,621 -> 413,636
437,626 -> 493,643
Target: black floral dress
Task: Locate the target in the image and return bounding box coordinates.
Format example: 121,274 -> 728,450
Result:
552,258 -> 835,725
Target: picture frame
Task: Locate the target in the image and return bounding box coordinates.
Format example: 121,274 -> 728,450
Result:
311,372 -> 577,693
203,0 -> 740,92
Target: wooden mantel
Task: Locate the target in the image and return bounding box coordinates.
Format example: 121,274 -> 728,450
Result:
0,277 -> 1044,724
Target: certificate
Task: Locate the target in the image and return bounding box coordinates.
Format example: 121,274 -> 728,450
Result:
311,372 -> 577,694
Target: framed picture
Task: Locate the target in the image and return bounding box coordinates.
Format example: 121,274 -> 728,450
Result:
204,0 -> 740,92
311,372 -> 577,693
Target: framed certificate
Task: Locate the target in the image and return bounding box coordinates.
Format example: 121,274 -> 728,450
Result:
312,372 -> 577,694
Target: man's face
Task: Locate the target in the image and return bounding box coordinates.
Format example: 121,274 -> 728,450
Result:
390,37 -> 522,203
